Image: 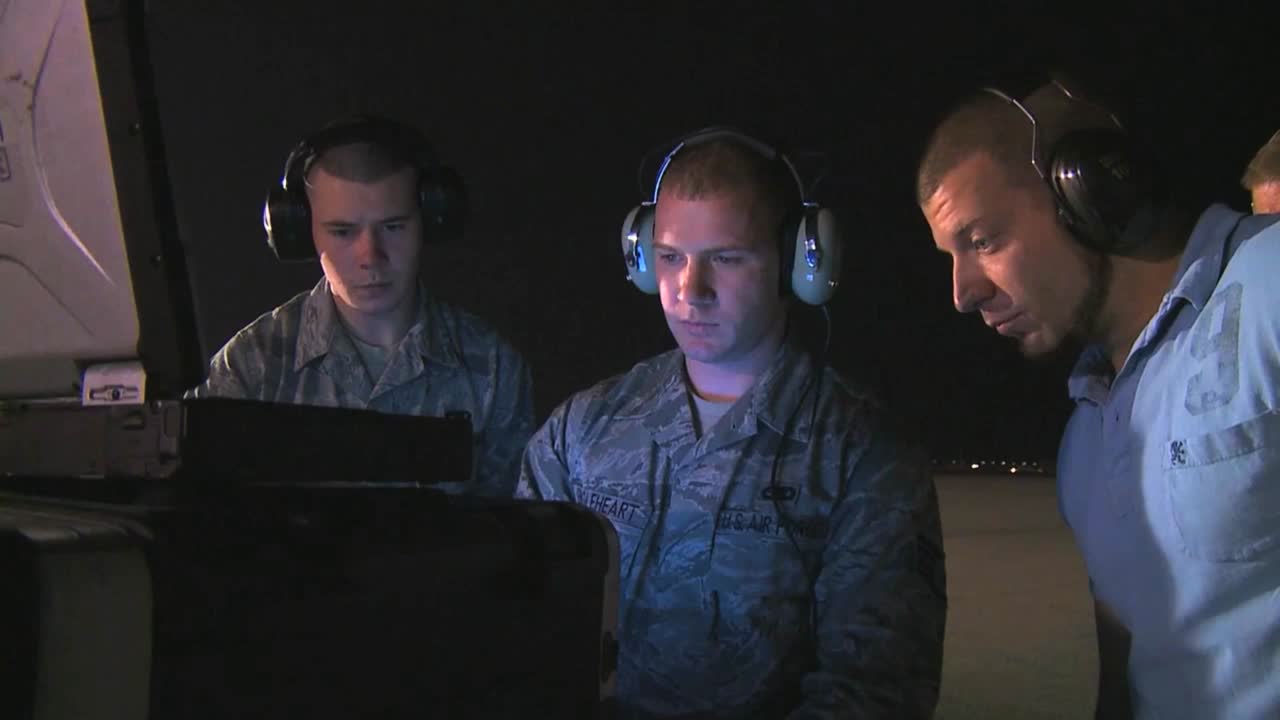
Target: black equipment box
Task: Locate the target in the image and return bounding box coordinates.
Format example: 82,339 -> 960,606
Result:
1,487 -> 620,719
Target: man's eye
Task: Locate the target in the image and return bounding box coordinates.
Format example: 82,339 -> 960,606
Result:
971,237 -> 992,252
658,253 -> 681,264
713,254 -> 743,264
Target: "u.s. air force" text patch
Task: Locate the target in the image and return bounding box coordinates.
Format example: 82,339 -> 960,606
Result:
716,508 -> 828,542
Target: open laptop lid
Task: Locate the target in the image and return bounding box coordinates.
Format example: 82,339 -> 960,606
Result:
0,0 -> 201,404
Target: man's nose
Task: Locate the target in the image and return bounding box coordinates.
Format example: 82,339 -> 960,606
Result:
680,259 -> 715,305
953,257 -> 994,314
355,228 -> 386,266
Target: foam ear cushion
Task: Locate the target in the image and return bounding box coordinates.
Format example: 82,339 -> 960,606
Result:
788,206 -> 842,306
620,203 -> 659,294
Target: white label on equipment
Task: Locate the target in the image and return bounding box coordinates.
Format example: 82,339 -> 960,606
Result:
82,361 -> 147,406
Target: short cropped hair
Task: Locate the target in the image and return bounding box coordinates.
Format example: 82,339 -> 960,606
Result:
1241,130 -> 1280,191
306,141 -> 416,187
657,137 -> 799,236
915,92 -> 1040,204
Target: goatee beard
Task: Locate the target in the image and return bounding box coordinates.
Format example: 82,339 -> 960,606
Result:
1070,250 -> 1112,346
1021,250 -> 1111,366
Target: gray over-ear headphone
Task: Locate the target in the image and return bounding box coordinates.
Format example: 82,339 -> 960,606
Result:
620,127 -> 843,305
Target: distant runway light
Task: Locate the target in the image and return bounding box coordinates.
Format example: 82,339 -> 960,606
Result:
1010,467 -> 1018,474
971,463 -> 980,469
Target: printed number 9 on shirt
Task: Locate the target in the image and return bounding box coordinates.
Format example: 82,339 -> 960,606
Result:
1184,282 -> 1243,416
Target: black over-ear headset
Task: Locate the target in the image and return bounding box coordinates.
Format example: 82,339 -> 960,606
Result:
620,127 -> 844,305
262,115 -> 467,262
981,75 -> 1169,255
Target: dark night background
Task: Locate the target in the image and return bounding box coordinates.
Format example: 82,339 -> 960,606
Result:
141,2 -> 1273,468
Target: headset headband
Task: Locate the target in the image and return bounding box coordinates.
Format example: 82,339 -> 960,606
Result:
648,126 -> 808,205
980,79 -> 1125,181
282,116 -> 438,192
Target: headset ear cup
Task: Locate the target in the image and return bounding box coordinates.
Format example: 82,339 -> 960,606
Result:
1050,129 -> 1163,254
621,204 -> 659,294
263,185 -> 315,262
788,206 -> 842,305
420,165 -> 467,243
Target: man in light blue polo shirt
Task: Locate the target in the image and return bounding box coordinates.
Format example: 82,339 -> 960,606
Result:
916,73 -> 1280,719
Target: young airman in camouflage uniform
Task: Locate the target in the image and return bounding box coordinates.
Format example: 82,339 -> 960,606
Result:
191,118 -> 533,497
517,131 -> 946,718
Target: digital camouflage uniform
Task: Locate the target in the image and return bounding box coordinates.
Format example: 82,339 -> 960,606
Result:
516,334 -> 947,719
189,277 -> 534,497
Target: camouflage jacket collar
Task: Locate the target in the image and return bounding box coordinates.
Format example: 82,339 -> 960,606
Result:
633,331 -> 819,448
293,277 -> 463,373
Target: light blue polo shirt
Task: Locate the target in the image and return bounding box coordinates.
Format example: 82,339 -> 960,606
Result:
1058,204 -> 1280,719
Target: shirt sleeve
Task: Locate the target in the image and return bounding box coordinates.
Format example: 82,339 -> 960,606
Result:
788,436 -> 947,720
514,396 -> 576,502
474,341 -> 536,497
183,335 -> 260,401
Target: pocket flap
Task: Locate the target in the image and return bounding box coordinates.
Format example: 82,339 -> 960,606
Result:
1165,409 -> 1280,470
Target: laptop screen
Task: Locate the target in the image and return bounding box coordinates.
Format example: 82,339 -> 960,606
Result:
0,0 -> 201,402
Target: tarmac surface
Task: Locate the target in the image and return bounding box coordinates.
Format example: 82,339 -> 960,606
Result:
934,473 -> 1098,720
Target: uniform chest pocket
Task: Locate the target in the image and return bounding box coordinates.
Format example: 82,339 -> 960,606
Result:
705,516 -> 819,647
1164,409 -> 1280,562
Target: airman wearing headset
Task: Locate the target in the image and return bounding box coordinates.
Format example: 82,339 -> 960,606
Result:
516,128 -> 946,719
189,115 -> 534,498
1241,128 -> 1280,214
919,74 -> 1280,719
